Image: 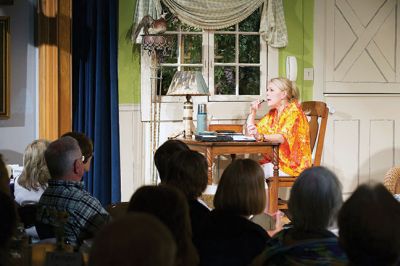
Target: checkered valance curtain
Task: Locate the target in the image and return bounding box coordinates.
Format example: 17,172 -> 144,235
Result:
133,0 -> 288,47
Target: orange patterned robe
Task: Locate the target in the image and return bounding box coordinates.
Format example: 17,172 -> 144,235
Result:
256,100 -> 312,176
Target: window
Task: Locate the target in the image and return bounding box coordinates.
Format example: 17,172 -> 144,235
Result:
158,8 -> 269,98
141,8 -> 278,121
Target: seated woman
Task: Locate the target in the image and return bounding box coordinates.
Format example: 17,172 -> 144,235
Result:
127,185 -> 199,266
246,77 -> 311,177
196,159 -> 270,266
165,150 -> 210,245
338,183 -> 400,266
251,166 -> 347,265
14,139 -> 50,206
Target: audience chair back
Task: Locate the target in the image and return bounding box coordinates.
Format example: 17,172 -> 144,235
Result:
208,124 -> 243,134
268,101 -> 329,213
302,101 -> 329,166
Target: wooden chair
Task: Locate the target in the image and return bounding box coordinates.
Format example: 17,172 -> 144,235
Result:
267,101 -> 329,213
208,124 -> 244,134
208,124 -> 244,160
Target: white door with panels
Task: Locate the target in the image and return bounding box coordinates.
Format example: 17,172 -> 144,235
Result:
315,0 -> 400,197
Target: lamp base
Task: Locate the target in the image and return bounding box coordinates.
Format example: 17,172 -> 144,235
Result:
183,96 -> 194,139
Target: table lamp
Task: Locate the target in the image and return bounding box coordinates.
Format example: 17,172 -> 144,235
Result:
167,71 -> 210,139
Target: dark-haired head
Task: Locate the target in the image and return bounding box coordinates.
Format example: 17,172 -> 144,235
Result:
214,159 -> 266,216
154,140 -> 189,182
127,185 -> 198,266
165,150 -> 208,199
62,132 -> 93,170
89,213 -> 177,266
338,183 -> 400,265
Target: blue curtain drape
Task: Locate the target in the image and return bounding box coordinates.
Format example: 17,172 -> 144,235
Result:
72,0 -> 121,205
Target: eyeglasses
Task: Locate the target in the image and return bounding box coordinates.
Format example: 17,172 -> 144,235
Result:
75,155 -> 85,163
82,153 -> 93,164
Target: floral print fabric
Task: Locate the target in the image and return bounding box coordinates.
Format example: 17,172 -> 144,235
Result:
256,100 -> 312,176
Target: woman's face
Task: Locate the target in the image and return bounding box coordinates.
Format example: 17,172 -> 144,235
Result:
266,82 -> 287,109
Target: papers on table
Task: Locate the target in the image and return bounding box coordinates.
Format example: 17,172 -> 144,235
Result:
231,135 -> 256,142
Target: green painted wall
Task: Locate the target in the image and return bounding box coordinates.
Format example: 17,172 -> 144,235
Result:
118,0 -> 314,103
118,0 -> 141,104
279,0 -> 314,101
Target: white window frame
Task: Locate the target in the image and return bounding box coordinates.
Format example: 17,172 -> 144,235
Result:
207,28 -> 269,102
140,28 -> 278,122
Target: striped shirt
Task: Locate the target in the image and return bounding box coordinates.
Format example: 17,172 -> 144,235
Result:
37,179 -> 110,244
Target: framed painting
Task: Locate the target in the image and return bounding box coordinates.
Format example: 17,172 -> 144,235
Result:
0,16 -> 9,118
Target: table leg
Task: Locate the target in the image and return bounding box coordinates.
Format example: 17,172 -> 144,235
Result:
272,145 -> 279,177
268,176 -> 278,214
206,148 -> 213,184
268,145 -> 279,214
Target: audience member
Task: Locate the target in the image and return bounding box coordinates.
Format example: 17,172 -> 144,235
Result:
128,185 -> 199,266
154,139 -> 189,182
37,136 -> 109,244
165,150 -> 210,244
0,154 -> 11,196
89,213 -> 177,266
252,166 -> 347,265
14,139 -> 50,206
62,131 -> 94,172
338,183 -> 400,266
0,191 -> 17,266
196,159 -> 269,266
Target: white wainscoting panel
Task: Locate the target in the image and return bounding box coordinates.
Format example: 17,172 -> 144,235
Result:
370,120 -> 395,183
331,119 -> 360,195
119,104 -> 145,201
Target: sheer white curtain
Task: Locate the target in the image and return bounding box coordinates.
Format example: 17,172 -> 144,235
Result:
132,0 -> 287,47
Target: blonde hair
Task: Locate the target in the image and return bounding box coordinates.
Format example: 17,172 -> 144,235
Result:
269,77 -> 299,101
214,159 -> 266,216
18,139 -> 51,191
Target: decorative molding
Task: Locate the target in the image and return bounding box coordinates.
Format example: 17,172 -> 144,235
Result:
119,103 -> 145,200
0,16 -> 10,118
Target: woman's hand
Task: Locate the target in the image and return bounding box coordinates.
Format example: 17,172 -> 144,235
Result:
249,99 -> 263,115
247,124 -> 265,141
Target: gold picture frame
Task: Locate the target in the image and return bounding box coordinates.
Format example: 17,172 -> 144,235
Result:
0,16 -> 9,118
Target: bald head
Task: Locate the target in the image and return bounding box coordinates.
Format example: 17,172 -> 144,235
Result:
44,136 -> 83,180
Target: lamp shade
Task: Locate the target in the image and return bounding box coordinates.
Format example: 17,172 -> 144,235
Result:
166,71 -> 210,96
